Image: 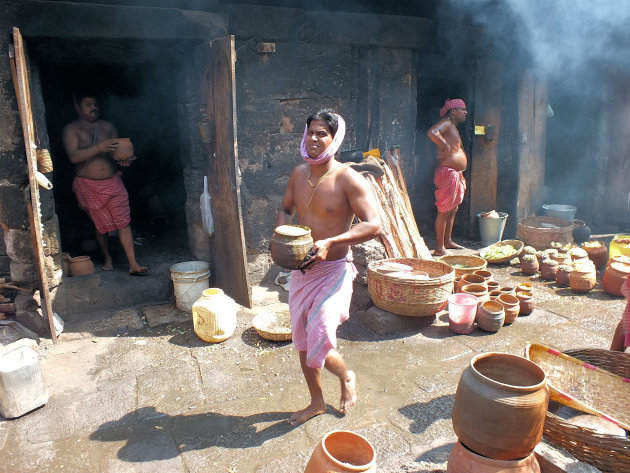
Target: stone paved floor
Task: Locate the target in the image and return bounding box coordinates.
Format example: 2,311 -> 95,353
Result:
0,240 -> 620,472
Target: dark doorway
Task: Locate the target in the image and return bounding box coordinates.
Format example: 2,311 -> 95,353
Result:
38,59 -> 187,263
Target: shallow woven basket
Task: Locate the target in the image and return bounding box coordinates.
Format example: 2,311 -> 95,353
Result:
252,312 -> 292,342
367,258 -> 454,316
543,349 -> 630,473
525,343 -> 630,430
479,239 -> 524,264
438,254 -> 487,278
516,216 -> 574,250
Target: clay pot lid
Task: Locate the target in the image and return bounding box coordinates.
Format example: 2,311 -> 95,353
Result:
274,225 -> 311,237
610,262 -> 630,274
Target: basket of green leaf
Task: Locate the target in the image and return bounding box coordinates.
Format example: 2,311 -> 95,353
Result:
480,239 -> 524,264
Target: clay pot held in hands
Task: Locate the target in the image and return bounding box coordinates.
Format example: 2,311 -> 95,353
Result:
114,138 -> 134,160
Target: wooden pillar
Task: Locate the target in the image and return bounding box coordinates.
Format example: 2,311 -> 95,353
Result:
515,70 -> 547,221
469,59 -> 503,231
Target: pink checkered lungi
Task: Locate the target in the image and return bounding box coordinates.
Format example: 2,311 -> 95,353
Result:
72,174 -> 130,234
289,252 -> 357,369
434,166 -> 466,213
621,276 -> 630,348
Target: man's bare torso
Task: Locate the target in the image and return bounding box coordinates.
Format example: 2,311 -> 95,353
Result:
292,163 -> 355,261
65,119 -> 117,180
436,120 -> 467,172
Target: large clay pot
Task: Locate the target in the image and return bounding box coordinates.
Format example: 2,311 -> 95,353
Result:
520,255 -> 539,275
69,255 -> 94,276
540,259 -> 559,280
516,291 -> 535,315
497,294 -> 520,325
516,282 -> 533,294
569,263 -> 597,292
114,138 -> 134,160
447,441 -> 541,473
486,280 -> 500,292
473,269 -> 494,282
476,300 -> 505,332
581,241 -> 608,269
498,285 -> 516,296
451,352 -> 549,461
555,265 -> 573,287
602,262 -> 630,297
270,225 -> 314,270
192,288 -> 236,343
304,430 -> 376,473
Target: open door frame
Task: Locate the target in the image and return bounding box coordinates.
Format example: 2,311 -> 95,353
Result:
11,27 -> 58,342
202,36 -> 252,308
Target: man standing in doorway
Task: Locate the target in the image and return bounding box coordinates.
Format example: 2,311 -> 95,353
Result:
63,92 -> 147,275
277,110 -> 381,425
427,98 -> 468,256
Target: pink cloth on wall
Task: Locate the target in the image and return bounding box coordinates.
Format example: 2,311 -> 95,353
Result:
288,252 -> 357,369
73,173 -> 130,234
621,276 -> 630,348
434,166 -> 466,213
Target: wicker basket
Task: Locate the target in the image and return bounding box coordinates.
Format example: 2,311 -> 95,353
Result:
438,254 -> 487,278
367,258 -> 454,316
252,311 -> 292,342
516,216 -> 574,250
479,239 -> 524,264
525,343 -> 630,430
543,349 -> 630,473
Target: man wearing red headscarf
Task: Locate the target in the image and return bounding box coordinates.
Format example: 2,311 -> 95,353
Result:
63,92 -> 147,275
427,98 -> 468,255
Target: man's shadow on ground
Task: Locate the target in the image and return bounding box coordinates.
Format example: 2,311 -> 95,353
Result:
90,406 -> 298,462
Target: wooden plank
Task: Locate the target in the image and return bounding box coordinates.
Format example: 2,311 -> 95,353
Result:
12,27 -> 57,343
469,60 -> 503,228
205,36 -> 252,308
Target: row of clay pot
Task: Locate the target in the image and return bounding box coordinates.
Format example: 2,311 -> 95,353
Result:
449,352 -> 547,471
519,246 -> 598,292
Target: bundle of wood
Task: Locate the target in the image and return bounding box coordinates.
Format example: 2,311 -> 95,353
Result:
363,149 -> 432,260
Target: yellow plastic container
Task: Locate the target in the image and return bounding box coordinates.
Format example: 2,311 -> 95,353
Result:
609,235 -> 630,260
192,288 -> 236,343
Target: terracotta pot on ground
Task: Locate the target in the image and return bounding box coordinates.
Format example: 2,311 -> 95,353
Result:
460,284 -> 489,308
540,259 -> 559,280
461,273 -> 487,289
555,265 -> 573,287
497,294 -> 520,325
451,352 -> 549,461
69,255 -> 95,276
488,290 -> 502,300
607,254 -> 630,269
62,252 -> 71,275
447,441 -> 541,473
473,269 -> 494,282
519,246 -> 537,264
569,263 -> 597,292
498,286 -> 516,296
517,282 -> 533,294
602,262 -> 630,297
520,255 -> 539,275
581,241 -> 608,269
551,253 -> 572,266
517,291 -> 535,315
304,430 -> 376,473
476,300 -> 505,332
486,280 -> 500,292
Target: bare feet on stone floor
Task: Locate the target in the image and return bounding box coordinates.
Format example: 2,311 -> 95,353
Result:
129,264 -> 148,276
445,241 -> 466,249
433,248 -> 450,256
288,401 -> 327,426
102,257 -> 114,271
340,370 -> 357,414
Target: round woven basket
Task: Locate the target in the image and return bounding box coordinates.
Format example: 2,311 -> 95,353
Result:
438,254 -> 487,278
367,258 -> 454,316
480,239 -> 524,264
516,216 -> 574,250
252,312 -> 292,342
543,349 -> 630,473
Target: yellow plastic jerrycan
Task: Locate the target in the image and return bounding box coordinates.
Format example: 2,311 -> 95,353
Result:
192,288 -> 236,343
609,235 -> 630,260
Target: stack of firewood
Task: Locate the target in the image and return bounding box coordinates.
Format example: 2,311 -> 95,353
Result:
364,149 -> 432,260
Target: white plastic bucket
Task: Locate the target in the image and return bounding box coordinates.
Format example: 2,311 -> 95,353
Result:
170,261 -> 211,312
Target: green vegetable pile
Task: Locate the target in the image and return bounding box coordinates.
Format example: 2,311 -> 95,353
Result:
483,244 -> 517,260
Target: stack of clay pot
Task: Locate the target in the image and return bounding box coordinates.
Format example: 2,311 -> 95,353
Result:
515,283 -> 535,315
449,352 -> 548,472
581,240 -> 608,269
602,255 -> 630,297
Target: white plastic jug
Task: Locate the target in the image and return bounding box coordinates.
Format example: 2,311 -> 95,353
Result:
0,338 -> 48,418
